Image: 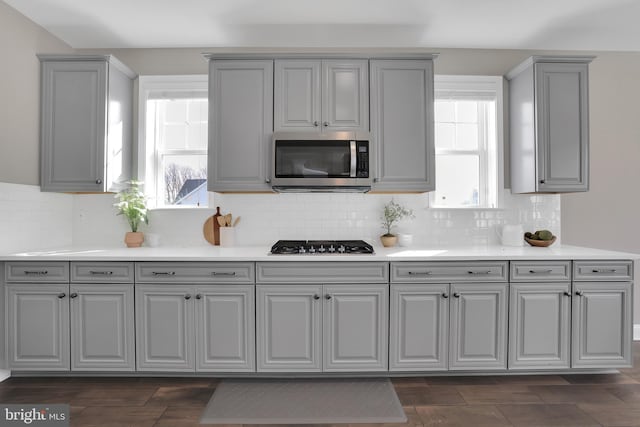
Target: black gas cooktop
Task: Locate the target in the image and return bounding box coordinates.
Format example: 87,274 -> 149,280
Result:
270,240 -> 374,255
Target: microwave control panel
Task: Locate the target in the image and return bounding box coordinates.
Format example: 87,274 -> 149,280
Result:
357,141 -> 369,178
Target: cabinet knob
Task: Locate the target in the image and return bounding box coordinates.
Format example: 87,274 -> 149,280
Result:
453,292 -> 461,298
323,121 -> 329,127
563,291 -> 571,297
325,294 -> 332,300
196,294 -> 202,300
265,178 -> 271,184
96,178 -> 103,185
441,292 -> 449,299
184,294 -> 192,300
539,179 -> 545,184
57,293 -> 66,299
313,294 -> 320,300
575,290 -> 584,296
313,121 -> 319,127
69,292 -> 78,299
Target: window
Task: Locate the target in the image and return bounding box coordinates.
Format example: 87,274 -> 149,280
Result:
430,76 -> 503,208
138,75 -> 209,208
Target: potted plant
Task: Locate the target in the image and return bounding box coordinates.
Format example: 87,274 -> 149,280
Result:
114,181 -> 149,248
380,199 -> 414,247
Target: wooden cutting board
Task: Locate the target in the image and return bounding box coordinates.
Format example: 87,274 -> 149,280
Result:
203,207 -> 222,245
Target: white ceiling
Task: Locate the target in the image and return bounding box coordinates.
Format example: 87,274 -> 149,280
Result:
5,0 -> 640,51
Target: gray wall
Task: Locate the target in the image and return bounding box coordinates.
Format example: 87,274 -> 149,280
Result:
0,1 -> 74,185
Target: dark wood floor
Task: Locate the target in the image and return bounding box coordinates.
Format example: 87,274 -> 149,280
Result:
1,343 -> 639,427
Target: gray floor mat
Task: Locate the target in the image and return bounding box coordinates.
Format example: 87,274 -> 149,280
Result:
200,378 -> 406,424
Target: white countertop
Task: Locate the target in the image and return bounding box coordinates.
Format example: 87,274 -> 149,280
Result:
1,244 -> 638,262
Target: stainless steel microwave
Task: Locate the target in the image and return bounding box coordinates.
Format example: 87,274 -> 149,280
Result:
270,131 -> 372,192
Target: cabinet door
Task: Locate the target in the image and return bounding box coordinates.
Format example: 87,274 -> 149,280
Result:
195,285 -> 255,372
274,60 -> 321,132
449,282 -> 508,370
572,282 -> 632,368
209,60 -> 273,191
70,284 -> 135,371
6,284 -> 70,370
322,60 -> 369,131
40,60 -> 107,192
509,283 -> 571,369
390,284 -> 448,371
136,285 -> 195,371
535,62 -> 589,192
323,284 -> 388,371
370,60 -> 435,191
256,285 -> 322,372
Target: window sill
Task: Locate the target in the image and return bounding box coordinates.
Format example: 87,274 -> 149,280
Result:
427,206 -> 505,211
148,205 -> 213,212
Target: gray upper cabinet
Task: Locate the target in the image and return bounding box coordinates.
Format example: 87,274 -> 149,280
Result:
38,55 -> 135,192
208,59 -> 273,192
370,59 -> 436,192
507,56 -> 594,193
274,59 -> 368,132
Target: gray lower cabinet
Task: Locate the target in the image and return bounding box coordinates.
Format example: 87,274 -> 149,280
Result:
369,59 -> 435,192
38,55 -> 135,192
256,283 -> 388,372
449,283 -> 508,370
6,283 -> 70,371
136,284 -> 255,372
508,283 -> 571,369
507,56 -> 593,193
70,284 -> 135,371
389,284 -> 449,371
207,59 -> 273,192
572,281 -> 633,368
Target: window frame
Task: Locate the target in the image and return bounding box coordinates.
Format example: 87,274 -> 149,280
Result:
137,75 -> 210,209
430,75 -> 505,209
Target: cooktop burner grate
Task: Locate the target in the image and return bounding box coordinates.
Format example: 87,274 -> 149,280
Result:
270,240 -> 374,255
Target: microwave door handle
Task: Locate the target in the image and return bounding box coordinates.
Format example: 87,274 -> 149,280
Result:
350,141 -> 357,177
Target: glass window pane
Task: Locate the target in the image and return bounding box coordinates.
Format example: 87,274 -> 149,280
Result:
163,99 -> 189,123
455,123 -> 478,150
433,154 -> 480,207
435,100 -> 455,122
456,101 -> 478,123
188,99 -> 208,123
187,122 -> 208,150
162,154 -> 208,206
435,123 -> 455,150
162,123 -> 188,150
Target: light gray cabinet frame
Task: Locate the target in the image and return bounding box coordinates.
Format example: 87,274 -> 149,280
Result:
38,55 -> 134,192
508,56 -> 593,193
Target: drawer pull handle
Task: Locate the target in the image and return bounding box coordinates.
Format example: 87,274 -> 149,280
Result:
529,269 -> 553,274
152,271 -> 176,276
563,291 -> 571,297
591,269 -> 617,273
325,294 -> 332,300
24,270 -> 48,275
57,292 -> 66,299
212,272 -> 236,276
467,270 -> 491,275
441,292 -> 449,299
408,271 -> 431,276
89,271 -> 114,276
70,292 -> 78,299
453,293 -> 461,298
575,290 -> 584,296
184,294 -> 192,300
313,294 -> 320,300
196,294 -> 202,300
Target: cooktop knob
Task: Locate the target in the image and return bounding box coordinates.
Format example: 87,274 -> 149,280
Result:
298,246 -> 306,254
308,246 -> 316,253
338,245 -> 346,253
328,245 -> 336,253
318,245 -> 326,253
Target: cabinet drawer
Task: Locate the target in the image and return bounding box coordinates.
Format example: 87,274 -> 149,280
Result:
391,262 -> 508,283
135,262 -> 255,283
573,261 -> 633,281
5,262 -> 69,283
71,262 -> 134,283
510,261 -> 571,282
256,262 -> 388,283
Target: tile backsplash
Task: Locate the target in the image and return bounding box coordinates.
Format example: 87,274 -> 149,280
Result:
0,183 -> 561,251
